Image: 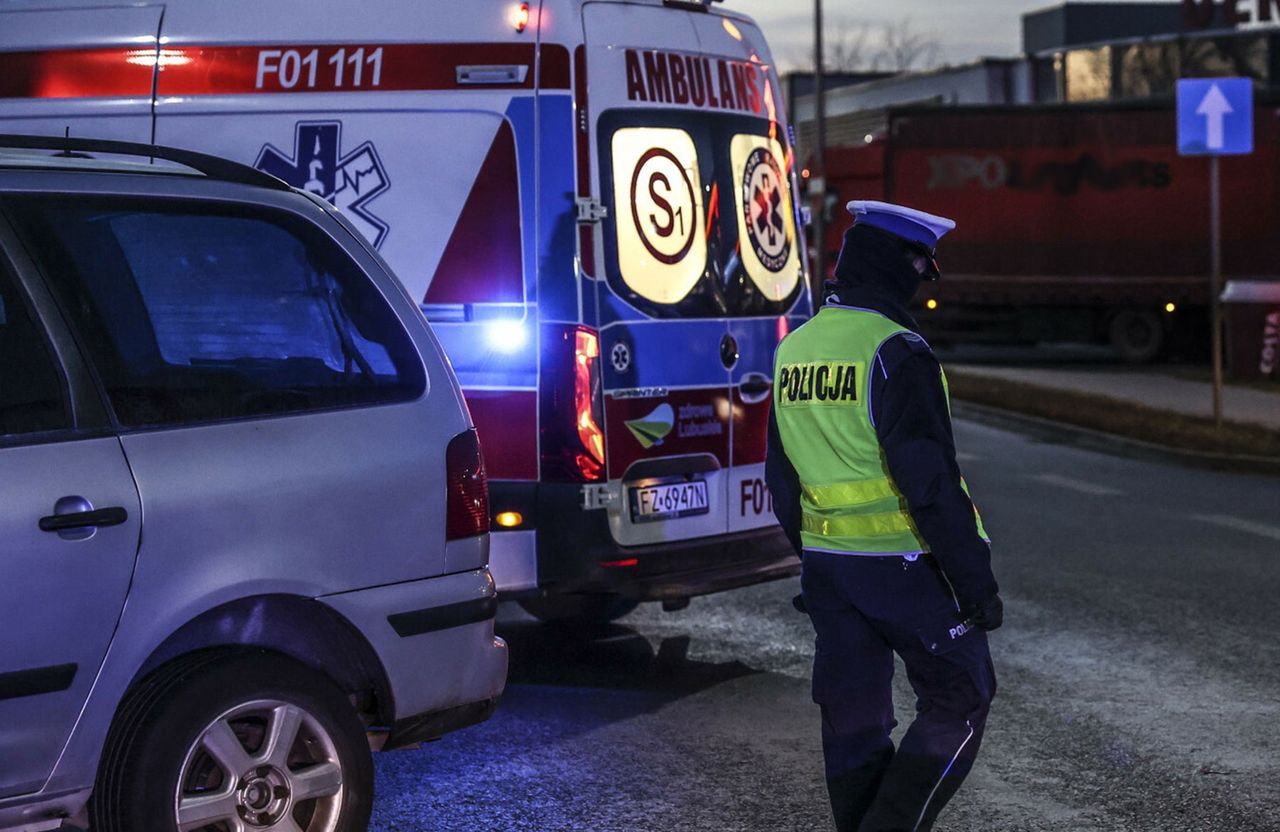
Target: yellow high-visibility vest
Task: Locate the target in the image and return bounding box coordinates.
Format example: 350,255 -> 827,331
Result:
772,305 -> 988,554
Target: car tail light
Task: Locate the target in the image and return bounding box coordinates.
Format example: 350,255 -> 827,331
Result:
446,428 -> 489,540
541,325 -> 607,482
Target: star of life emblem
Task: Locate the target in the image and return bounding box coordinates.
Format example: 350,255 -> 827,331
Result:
611,341 -> 632,374
742,146 -> 789,273
256,121 -> 391,247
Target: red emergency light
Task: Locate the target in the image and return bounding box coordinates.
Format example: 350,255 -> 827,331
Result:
512,3 -> 530,33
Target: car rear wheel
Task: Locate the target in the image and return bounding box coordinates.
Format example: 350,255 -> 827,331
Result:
519,594 -> 639,624
90,650 -> 373,832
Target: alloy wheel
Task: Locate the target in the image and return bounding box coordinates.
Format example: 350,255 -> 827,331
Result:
174,699 -> 345,832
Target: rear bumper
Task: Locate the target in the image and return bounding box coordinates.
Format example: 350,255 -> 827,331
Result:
489,481 -> 800,600
595,526 -> 801,601
319,568 -> 507,723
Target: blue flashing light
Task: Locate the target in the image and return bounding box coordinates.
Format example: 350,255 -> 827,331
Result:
484,319 -> 529,353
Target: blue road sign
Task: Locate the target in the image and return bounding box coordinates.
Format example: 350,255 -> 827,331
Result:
1177,78 -> 1254,156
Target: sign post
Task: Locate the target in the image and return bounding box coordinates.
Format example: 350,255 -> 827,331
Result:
1177,77 -> 1254,427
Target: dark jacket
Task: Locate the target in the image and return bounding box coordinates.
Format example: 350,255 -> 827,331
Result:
766,224 -> 999,612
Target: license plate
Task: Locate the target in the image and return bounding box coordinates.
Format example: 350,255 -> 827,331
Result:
629,479 -> 710,522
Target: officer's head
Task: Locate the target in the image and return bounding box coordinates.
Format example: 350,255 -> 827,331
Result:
831,201 -> 955,304
849,200 -> 953,283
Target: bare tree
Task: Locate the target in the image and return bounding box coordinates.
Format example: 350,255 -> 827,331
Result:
872,16 -> 941,72
793,17 -> 874,73
789,15 -> 940,75
826,19 -> 874,72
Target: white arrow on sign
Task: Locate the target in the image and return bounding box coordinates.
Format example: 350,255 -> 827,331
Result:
1196,83 -> 1233,151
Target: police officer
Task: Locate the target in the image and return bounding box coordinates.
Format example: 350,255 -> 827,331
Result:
766,200 -> 1002,832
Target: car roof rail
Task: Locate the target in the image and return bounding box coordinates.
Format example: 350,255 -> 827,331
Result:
0,134 -> 291,191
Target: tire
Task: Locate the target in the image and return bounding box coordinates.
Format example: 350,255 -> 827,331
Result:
519,594 -> 640,624
90,650 -> 373,832
1108,308 -> 1165,364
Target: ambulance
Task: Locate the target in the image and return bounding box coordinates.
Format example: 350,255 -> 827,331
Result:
0,0 -> 812,622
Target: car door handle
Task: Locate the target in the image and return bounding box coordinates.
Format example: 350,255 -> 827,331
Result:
740,380 -> 771,396
39,507 -> 129,533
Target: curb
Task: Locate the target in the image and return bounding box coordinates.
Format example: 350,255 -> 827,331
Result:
951,400 -> 1280,477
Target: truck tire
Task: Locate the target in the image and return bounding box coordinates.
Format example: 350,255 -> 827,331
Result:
519,594 -> 639,624
90,650 -> 373,832
1108,308 -> 1165,364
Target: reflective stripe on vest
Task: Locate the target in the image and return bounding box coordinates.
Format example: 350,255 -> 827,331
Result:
802,479 -> 900,507
801,508 -> 919,538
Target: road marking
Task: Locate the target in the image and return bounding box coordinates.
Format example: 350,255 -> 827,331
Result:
1030,473 -> 1124,497
956,451 -> 982,463
1193,513 -> 1280,543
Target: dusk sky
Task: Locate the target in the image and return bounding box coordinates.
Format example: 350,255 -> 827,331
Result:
730,0 -> 1169,71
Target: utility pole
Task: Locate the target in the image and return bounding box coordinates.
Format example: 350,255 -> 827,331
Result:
812,0 -> 827,298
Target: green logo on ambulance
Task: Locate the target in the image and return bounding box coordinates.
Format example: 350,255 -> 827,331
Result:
625,403 -> 675,448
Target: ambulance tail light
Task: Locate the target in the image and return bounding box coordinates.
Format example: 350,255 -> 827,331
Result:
541,325 -> 607,483
446,429 -> 490,540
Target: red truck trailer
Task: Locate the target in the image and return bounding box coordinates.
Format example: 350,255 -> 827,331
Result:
818,100 -> 1280,361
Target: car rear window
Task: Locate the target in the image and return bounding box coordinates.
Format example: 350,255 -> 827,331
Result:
8,196 -> 425,428
0,259 -> 70,440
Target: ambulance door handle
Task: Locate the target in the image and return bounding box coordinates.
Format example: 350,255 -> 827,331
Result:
738,373 -> 773,405
456,65 -> 530,85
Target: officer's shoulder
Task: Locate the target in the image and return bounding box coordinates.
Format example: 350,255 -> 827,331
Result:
878,330 -> 934,361
873,331 -> 938,377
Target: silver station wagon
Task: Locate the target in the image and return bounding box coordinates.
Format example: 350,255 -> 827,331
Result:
0,136 -> 507,832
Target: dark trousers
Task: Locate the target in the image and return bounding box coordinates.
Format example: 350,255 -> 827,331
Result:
801,551 -> 997,832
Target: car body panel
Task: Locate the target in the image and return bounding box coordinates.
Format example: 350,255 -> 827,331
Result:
0,437 -> 141,800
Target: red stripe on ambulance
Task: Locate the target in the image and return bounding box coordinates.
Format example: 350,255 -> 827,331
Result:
158,42 -> 569,94
0,43 -> 570,99
465,390 -> 537,481
732,392 -> 770,466
425,121 -> 523,305
0,48 -> 153,98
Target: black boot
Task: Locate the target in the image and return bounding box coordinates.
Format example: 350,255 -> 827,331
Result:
826,748 -> 894,832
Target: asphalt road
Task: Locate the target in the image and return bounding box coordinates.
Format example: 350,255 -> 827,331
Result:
371,417 -> 1280,832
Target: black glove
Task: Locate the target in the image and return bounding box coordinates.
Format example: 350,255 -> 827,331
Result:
964,593 -> 1003,632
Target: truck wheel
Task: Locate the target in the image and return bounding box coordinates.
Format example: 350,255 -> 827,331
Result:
1108,308 -> 1165,364
519,594 -> 639,624
90,650 -> 373,832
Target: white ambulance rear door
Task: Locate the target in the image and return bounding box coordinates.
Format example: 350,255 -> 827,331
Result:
0,2 -> 161,143
585,1 -> 807,543
582,1 -> 736,548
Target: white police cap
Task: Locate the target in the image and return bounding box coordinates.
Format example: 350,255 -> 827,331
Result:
847,200 -> 956,252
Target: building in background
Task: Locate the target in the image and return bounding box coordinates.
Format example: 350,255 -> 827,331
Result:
1028,1 -> 1280,103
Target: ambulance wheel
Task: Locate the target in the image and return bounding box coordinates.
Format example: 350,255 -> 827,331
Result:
1108,308 -> 1165,364
519,594 -> 640,624
90,650 -> 373,832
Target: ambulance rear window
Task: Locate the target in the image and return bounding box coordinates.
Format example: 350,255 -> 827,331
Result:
600,110 -> 803,318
